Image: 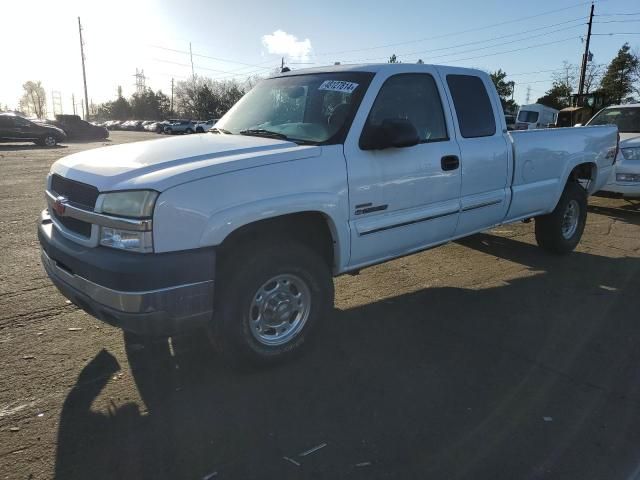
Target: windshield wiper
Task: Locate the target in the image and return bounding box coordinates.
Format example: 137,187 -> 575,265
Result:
210,127 -> 232,134
239,129 -> 290,140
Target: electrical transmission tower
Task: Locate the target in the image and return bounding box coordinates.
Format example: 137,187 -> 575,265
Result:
51,91 -> 63,116
525,85 -> 531,104
134,68 -> 146,94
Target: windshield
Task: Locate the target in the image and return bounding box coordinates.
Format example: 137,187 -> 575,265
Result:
214,72 -> 374,144
587,107 -> 640,133
517,110 -> 539,123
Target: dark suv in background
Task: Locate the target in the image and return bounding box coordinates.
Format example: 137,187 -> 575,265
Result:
0,113 -> 67,147
44,115 -> 109,141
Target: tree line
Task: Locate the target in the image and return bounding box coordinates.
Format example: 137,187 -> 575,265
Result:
92,76 -> 259,121
8,42 -> 639,121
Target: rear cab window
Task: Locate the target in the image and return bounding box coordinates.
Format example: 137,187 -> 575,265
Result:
446,74 -> 496,138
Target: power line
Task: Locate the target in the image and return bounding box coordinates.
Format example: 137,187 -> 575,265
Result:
596,12 -> 640,16
592,32 -> 640,35
593,19 -> 640,23
342,22 -> 585,63
439,36 -> 583,64
149,44 -> 273,71
314,0 -> 595,57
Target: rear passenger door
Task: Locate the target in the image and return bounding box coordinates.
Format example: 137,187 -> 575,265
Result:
439,69 -> 511,236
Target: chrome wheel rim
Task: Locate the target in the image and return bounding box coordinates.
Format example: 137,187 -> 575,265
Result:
44,136 -> 55,147
249,274 -> 311,346
561,199 -> 580,239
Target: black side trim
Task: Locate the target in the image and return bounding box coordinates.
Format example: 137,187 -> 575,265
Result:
355,204 -> 388,215
461,199 -> 502,212
360,210 -> 457,236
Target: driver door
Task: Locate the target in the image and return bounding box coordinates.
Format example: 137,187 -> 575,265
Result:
344,71 -> 462,268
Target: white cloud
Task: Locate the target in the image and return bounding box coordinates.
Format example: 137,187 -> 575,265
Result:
261,30 -> 312,61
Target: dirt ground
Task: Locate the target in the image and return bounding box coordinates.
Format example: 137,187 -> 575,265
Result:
1,131 -> 639,479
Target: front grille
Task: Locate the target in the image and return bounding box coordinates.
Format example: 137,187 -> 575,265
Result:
51,212 -> 92,237
50,174 -> 98,237
51,174 -> 99,209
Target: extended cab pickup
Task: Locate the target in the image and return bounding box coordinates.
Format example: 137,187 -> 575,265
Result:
38,64 -> 618,365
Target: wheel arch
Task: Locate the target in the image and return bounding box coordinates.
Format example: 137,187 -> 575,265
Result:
199,198 -> 348,273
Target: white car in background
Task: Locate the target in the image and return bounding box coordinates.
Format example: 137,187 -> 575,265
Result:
515,103 -> 558,130
586,104 -> 640,197
194,119 -> 219,133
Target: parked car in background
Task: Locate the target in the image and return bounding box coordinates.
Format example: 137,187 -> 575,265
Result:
195,119 -> 219,133
515,104 -> 558,130
164,120 -> 195,134
103,120 -> 121,130
43,115 -> 109,141
156,119 -> 180,133
144,122 -> 159,132
0,113 -> 66,147
585,103 -> 640,197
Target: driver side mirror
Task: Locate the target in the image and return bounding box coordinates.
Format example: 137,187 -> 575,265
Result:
360,118 -> 420,150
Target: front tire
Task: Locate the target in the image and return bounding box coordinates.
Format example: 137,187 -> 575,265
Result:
185,128 -> 194,134
38,134 -> 58,147
535,181 -> 587,254
209,240 -> 334,367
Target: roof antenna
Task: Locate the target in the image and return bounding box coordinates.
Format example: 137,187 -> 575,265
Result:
280,56 -> 290,73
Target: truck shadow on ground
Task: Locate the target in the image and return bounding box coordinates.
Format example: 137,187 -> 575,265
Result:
588,200 -> 640,226
54,234 -> 640,480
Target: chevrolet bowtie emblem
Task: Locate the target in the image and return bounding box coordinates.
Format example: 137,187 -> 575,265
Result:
52,196 -> 68,216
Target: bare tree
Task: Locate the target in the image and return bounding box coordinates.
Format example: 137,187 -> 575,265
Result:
583,63 -> 604,94
19,81 -> 47,118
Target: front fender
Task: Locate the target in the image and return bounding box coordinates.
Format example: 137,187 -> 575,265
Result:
198,193 -> 350,270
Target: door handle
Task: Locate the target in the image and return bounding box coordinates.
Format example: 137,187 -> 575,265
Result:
441,155 -> 459,171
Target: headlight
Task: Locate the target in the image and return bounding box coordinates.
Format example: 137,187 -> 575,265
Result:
100,227 -> 153,253
98,190 -> 157,253
621,147 -> 640,161
100,190 -> 158,218
616,173 -> 640,183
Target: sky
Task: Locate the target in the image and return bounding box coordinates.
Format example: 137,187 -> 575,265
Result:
2,0 -> 639,115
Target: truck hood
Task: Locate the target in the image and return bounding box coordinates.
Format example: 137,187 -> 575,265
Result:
50,133 -> 320,192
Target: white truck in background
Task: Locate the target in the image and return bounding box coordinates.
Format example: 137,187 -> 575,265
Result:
516,103 -> 559,130
39,63 -> 618,366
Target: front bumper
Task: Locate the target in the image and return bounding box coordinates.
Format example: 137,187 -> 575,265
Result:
38,212 -> 215,336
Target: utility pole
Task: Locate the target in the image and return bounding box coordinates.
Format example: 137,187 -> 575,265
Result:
577,2 -> 595,99
72,94 -> 76,115
78,17 -> 90,121
170,78 -> 174,116
189,42 -> 195,81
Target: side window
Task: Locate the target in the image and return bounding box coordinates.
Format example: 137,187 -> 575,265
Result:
446,75 -> 496,138
364,73 -> 448,143
14,117 -> 31,127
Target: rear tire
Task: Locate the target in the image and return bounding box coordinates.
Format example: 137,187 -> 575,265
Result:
185,128 -> 194,134
535,181 -> 587,254
208,240 -> 333,367
196,127 -> 204,133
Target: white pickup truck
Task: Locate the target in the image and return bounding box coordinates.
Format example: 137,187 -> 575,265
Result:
39,64 -> 618,365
